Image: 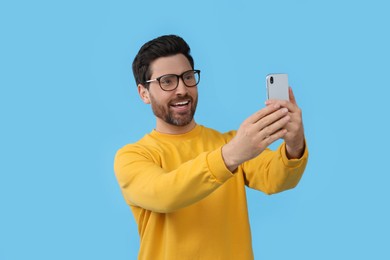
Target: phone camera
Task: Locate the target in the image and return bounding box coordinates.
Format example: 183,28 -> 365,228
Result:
270,76 -> 274,84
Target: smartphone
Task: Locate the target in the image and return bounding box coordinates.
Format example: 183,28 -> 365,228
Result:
266,73 -> 289,101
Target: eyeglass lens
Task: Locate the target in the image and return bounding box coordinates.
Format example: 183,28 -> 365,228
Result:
159,71 -> 199,90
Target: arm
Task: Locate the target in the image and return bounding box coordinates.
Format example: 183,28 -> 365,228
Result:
223,86 -> 308,193
222,103 -> 291,172
114,145 -> 233,213
242,141 -> 308,194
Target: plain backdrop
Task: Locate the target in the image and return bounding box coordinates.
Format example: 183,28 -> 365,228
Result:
1,0 -> 389,259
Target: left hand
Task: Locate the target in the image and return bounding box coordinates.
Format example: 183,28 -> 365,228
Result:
265,87 -> 305,159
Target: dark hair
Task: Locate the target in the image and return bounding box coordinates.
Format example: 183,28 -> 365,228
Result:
132,35 -> 194,87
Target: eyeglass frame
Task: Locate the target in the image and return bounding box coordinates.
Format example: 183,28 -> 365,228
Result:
144,69 -> 201,91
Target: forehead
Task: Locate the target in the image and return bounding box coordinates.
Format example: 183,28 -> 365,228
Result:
150,54 -> 192,77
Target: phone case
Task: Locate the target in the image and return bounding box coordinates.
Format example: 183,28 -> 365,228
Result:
266,73 -> 289,101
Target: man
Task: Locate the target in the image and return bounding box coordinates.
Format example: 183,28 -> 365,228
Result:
114,35 -> 308,259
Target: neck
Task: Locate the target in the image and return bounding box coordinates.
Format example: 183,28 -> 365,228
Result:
155,119 -> 197,135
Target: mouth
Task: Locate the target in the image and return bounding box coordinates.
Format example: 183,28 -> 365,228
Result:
169,99 -> 191,112
170,100 -> 190,107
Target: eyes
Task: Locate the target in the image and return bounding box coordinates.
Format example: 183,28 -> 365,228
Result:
160,76 -> 175,86
159,71 -> 197,87
147,70 -> 201,91
184,73 -> 195,81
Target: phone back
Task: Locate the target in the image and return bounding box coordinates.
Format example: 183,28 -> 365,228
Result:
266,74 -> 289,101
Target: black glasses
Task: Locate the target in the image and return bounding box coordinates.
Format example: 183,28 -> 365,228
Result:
145,70 -> 200,91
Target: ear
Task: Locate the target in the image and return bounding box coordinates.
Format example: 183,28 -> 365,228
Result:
138,84 -> 151,104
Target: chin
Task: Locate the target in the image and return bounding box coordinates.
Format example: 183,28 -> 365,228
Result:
169,116 -> 194,127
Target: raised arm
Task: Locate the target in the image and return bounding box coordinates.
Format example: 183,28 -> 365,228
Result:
223,86 -> 308,194
222,103 -> 290,172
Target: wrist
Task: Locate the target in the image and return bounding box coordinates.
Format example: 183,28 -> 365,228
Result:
285,140 -> 305,159
221,144 -> 240,172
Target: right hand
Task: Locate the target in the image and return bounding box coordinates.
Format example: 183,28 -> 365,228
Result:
222,104 -> 290,172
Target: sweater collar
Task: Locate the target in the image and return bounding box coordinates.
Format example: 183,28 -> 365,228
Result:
150,124 -> 203,141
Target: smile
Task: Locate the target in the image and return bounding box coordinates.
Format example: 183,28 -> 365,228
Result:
170,100 -> 190,107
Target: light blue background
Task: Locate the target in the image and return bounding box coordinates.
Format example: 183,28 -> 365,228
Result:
1,0 -> 389,259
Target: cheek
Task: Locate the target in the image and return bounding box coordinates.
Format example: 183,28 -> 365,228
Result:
150,91 -> 172,106
189,87 -> 198,97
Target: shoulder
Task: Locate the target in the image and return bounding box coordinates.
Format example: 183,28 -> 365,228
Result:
199,125 -> 237,142
115,132 -> 161,159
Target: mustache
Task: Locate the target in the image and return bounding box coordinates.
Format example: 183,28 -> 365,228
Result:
169,95 -> 193,105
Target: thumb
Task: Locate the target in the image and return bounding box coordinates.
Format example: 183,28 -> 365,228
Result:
289,86 -> 297,105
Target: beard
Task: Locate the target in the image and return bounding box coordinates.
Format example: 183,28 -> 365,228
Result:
149,93 -> 198,127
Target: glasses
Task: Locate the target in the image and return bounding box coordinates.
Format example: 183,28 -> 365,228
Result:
145,70 -> 200,91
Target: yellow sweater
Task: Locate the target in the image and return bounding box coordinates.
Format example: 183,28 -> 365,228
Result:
114,125 -> 308,259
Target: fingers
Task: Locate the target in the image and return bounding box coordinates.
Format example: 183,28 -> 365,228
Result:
254,107 -> 290,136
266,99 -> 300,115
244,104 -> 291,140
261,128 -> 288,147
245,103 -> 282,124
288,87 -> 297,105
264,87 -> 303,142
265,86 -> 299,112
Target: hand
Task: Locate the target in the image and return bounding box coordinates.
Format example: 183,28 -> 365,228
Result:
222,104 -> 290,172
265,87 -> 305,159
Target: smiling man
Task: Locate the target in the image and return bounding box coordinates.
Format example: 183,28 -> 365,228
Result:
114,35 -> 309,259
140,53 -> 198,134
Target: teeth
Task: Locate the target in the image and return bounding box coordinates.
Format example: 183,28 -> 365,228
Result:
173,101 -> 189,106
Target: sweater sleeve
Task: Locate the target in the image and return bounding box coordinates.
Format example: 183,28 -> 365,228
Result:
114,144 -> 234,213
242,141 -> 309,195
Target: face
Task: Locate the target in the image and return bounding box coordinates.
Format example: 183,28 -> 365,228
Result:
139,54 -> 198,132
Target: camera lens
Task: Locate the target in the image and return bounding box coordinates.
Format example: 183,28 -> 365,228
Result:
270,77 -> 274,84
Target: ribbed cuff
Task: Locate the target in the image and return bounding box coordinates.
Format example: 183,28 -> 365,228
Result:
279,140 -> 309,168
206,148 -> 234,184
